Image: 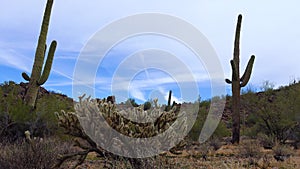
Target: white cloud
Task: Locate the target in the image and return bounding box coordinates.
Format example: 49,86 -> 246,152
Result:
0,49 -> 31,72
1,0 -> 300,99
129,87 -> 146,102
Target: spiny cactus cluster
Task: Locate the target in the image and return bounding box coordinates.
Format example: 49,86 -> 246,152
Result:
55,95 -> 188,167
225,14 -> 255,144
22,0 -> 57,108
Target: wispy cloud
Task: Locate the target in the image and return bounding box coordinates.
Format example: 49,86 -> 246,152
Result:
0,49 -> 31,72
129,87 -> 147,102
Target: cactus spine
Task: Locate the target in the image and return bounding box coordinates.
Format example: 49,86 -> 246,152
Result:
225,14 -> 255,144
22,0 -> 56,108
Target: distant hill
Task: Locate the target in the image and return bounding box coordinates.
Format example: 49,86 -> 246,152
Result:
222,82 -> 300,123
0,81 -> 74,108
1,80 -> 299,122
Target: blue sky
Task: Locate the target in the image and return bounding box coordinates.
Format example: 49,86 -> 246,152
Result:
0,0 -> 299,103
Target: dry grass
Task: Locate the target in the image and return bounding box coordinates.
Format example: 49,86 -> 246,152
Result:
0,137 -> 73,169
73,140 -> 300,169
0,137 -> 298,169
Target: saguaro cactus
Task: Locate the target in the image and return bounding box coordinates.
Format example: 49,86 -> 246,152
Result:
225,14 -> 255,144
168,90 -> 172,107
22,0 -> 56,108
165,90 -> 172,111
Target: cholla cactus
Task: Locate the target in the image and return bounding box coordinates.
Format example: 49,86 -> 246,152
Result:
55,95 -> 188,168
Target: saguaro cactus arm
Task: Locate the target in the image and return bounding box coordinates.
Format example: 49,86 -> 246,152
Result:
240,55 -> 255,87
22,72 -> 31,81
38,40 -> 57,85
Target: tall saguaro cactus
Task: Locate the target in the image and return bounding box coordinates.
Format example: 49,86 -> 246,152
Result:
165,90 -> 172,111
22,0 -> 57,108
225,14 -> 255,144
167,90 -> 172,107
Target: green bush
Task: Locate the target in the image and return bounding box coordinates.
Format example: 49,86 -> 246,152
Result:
143,101 -> 152,110
244,85 -> 300,143
0,81 -> 74,141
187,107 -> 207,141
125,98 -> 139,107
187,101 -> 230,141
213,121 -> 231,138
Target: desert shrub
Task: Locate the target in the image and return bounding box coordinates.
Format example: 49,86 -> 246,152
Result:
273,142 -> 294,161
238,140 -> 262,166
213,121 -> 231,138
192,142 -> 210,160
143,101 -> 152,110
243,125 -> 259,138
244,87 -> 300,143
187,100 -> 230,141
292,125 -> 300,149
0,137 -> 72,169
125,98 -> 139,107
0,86 -> 35,141
187,106 -> 208,141
0,82 -> 74,141
239,140 -> 262,159
208,137 -> 222,151
258,133 -> 276,149
35,94 -> 74,136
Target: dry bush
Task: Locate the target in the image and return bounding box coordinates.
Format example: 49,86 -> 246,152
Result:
238,140 -> 262,166
273,142 -> 294,161
258,133 -> 276,149
209,137 -> 222,151
0,137 -> 72,169
239,140 -> 262,158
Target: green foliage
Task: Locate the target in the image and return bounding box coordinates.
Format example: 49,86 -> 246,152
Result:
0,82 -> 33,141
0,82 -> 74,141
125,98 -> 139,107
188,101 -> 230,141
244,82 -> 300,143
143,101 -> 152,110
188,109 -> 205,141
213,121 -> 231,138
